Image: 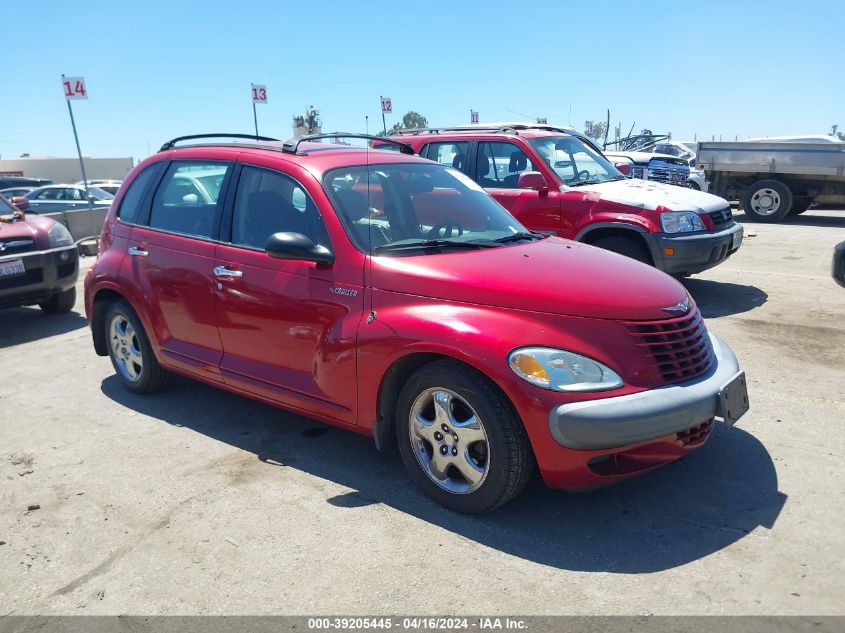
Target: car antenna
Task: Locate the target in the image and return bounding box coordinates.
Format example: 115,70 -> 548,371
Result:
365,116 -> 376,324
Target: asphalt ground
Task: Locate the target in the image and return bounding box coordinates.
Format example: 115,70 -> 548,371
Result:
1,208 -> 843,616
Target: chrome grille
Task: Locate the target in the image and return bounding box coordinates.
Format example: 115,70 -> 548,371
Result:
0,237 -> 35,255
623,306 -> 713,385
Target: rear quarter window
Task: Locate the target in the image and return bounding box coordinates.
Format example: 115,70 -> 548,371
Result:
117,163 -> 164,225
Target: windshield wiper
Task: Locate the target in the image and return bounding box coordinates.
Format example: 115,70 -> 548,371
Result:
372,239 -> 497,254
492,231 -> 547,244
568,179 -> 605,187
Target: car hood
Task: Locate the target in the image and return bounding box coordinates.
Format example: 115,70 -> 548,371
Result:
371,237 -> 689,320
578,178 -> 727,213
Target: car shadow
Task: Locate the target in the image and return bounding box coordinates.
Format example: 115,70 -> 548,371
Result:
682,278 -> 768,318
0,306 -> 88,348
734,209 -> 845,229
101,374 -> 786,574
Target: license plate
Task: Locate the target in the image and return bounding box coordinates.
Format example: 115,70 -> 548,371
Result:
0,258 -> 25,278
717,371 -> 749,426
732,229 -> 743,249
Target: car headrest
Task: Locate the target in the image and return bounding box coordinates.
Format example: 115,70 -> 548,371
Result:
509,151 -> 527,172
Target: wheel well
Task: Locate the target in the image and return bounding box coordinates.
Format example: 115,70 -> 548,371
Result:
373,352 -> 518,452
91,289 -> 126,356
580,227 -> 653,263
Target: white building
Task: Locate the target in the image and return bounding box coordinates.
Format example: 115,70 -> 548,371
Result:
0,156 -> 135,183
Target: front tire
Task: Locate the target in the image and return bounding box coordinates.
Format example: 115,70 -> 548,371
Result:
395,360 -> 534,514
39,287 -> 76,314
742,179 -> 793,222
105,301 -> 170,394
591,235 -> 652,265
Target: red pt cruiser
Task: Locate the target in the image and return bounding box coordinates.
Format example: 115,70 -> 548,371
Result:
84,133 -> 749,513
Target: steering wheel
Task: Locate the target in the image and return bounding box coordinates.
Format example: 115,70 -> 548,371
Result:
426,221 -> 464,239
576,169 -> 591,181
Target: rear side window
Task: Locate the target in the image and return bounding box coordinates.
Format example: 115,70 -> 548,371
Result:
149,162 -> 230,238
117,164 -> 163,224
423,142 -> 469,173
230,165 -> 327,250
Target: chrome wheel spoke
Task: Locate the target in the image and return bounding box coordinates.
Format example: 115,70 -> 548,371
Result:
454,449 -> 485,486
453,416 -> 485,446
432,391 -> 454,427
109,314 -> 143,383
428,450 -> 450,481
413,412 -> 436,443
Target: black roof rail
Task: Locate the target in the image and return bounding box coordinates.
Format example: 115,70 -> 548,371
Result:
282,133 -> 414,155
160,133 -> 281,151
390,124 -> 578,137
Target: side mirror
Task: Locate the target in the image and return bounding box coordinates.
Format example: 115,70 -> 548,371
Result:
265,232 -> 334,265
833,241 -> 845,288
517,171 -> 549,192
613,161 -> 632,177
181,193 -> 199,206
10,196 -> 29,211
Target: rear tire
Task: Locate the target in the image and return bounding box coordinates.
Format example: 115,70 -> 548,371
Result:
105,301 -> 171,394
742,179 -> 793,222
39,287 -> 76,314
395,360 -> 534,514
591,235 -> 652,265
788,197 -> 813,216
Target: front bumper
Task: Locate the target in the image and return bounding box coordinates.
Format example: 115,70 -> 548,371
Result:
0,245 -> 79,308
645,223 -> 743,275
549,334 -> 743,450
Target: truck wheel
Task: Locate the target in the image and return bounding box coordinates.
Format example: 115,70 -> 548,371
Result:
39,287 -> 76,314
688,181 -> 701,191
105,300 -> 171,394
395,360 -> 534,514
742,179 -> 793,222
788,197 -> 813,216
591,235 -> 652,265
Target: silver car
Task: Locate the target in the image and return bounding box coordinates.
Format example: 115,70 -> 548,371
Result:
22,184 -> 114,213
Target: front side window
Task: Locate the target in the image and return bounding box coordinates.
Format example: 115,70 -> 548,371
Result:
324,162 -> 535,256
476,142 -> 536,189
149,162 -> 230,238
528,136 -> 623,186
65,188 -> 83,201
423,142 -> 469,173
230,165 -> 327,250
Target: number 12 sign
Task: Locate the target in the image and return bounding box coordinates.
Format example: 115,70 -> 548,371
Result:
62,76 -> 87,100
251,84 -> 268,104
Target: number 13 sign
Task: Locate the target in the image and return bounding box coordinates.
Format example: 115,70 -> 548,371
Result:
251,84 -> 268,104
62,76 -> 87,100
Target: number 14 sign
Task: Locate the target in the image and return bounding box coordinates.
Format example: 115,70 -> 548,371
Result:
62,76 -> 87,100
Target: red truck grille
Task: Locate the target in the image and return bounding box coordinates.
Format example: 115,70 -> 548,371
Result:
623,306 -> 713,385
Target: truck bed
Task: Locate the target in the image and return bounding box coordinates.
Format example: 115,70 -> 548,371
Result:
698,141 -> 845,178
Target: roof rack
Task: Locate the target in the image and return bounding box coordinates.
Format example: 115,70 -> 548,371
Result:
282,133 -> 414,155
390,123 -> 577,137
160,133 -> 281,151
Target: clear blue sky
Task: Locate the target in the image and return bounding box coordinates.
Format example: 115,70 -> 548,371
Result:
2,0 -> 842,162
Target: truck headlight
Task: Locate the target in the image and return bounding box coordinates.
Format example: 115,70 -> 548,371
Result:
661,211 -> 705,233
48,223 -> 74,247
508,347 -> 623,392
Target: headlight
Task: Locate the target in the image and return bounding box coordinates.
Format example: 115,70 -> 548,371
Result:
508,347 -> 623,392
48,223 -> 74,247
661,211 -> 705,233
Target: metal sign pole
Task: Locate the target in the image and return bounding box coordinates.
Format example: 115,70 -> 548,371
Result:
65,97 -> 97,239
253,101 -> 259,139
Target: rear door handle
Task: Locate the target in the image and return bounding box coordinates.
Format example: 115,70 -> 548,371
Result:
213,266 -> 243,279
127,246 -> 148,257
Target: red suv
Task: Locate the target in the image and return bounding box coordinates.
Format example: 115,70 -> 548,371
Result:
84,133 -> 749,513
388,124 -> 743,275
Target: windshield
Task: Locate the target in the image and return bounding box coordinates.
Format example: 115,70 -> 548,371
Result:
528,136 -> 622,186
324,163 -> 535,255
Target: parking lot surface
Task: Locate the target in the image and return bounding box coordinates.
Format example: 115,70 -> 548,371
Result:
1,209 -> 844,615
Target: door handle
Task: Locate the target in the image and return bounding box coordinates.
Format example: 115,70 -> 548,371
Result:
127,246 -> 148,257
213,266 -> 243,279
